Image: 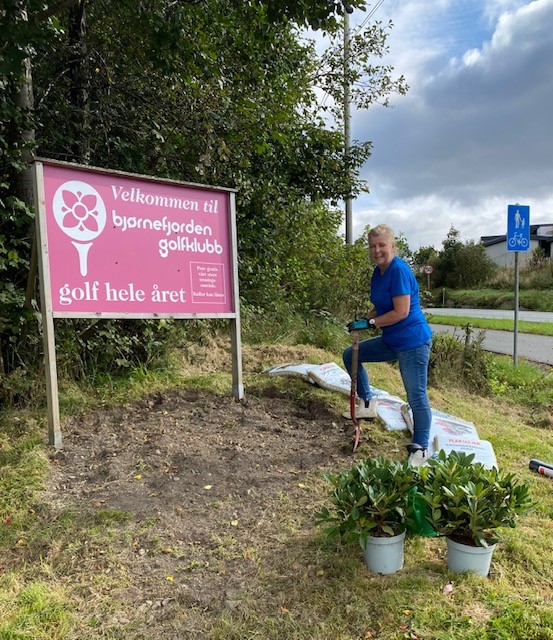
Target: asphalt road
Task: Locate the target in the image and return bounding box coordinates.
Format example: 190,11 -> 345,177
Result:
426,309 -> 553,366
426,308 -> 553,323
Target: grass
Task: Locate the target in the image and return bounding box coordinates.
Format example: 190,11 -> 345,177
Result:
426,314 -> 553,337
202,406 -> 553,640
0,334 -> 552,640
0,580 -> 73,640
440,287 -> 553,312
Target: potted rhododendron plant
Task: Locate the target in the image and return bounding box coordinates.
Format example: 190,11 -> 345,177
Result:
315,456 -> 417,574
418,450 -> 534,576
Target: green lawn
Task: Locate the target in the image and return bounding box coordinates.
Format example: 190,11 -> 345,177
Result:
426,313 -> 553,336
1,341 -> 552,640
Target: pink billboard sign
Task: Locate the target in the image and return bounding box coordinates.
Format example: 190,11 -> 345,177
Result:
37,161 -> 237,316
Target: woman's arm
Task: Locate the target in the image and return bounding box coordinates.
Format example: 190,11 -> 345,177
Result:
371,295 -> 410,328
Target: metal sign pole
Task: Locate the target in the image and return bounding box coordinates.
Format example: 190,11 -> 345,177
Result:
513,251 -> 519,368
506,203 -> 530,368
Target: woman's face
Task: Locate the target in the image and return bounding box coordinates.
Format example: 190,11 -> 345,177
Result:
369,233 -> 395,270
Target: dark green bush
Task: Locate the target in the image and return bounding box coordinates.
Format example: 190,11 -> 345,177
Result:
418,450 -> 535,546
315,456 -> 417,546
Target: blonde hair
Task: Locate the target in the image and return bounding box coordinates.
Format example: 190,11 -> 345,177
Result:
368,224 -> 395,243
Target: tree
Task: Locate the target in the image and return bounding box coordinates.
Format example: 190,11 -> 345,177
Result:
434,227 -> 496,288
451,241 -> 497,288
413,245 -> 438,271
266,0 -> 368,30
311,16 -> 408,201
434,226 -> 462,288
1,0 -> 407,390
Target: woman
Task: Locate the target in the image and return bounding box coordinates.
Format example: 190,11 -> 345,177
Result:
342,224 -> 433,466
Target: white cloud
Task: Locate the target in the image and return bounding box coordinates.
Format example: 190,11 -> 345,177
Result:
345,0 -> 553,250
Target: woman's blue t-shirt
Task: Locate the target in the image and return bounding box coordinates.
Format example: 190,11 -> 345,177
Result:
370,256 -> 432,351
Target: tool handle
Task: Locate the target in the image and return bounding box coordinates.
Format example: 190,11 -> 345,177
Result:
350,330 -> 360,452
529,459 -> 553,472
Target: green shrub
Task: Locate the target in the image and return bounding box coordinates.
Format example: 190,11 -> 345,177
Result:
53,318 -> 181,382
418,451 -> 535,546
315,456 -> 417,547
525,266 -> 553,291
487,260 -> 553,292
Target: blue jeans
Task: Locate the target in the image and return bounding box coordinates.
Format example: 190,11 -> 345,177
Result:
343,337 -> 432,449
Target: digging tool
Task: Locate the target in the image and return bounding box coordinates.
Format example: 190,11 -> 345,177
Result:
350,329 -> 361,452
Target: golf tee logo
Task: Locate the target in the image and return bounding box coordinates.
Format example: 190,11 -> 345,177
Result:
52,180 -> 107,276
52,180 -> 106,276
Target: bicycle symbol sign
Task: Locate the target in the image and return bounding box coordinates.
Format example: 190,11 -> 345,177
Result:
508,232 -> 528,249
507,204 -> 530,252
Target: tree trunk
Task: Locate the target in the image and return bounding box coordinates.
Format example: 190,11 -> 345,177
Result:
10,3 -> 36,207
6,2 -> 38,309
68,0 -> 91,163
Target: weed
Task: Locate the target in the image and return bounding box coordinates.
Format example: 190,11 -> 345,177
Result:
429,327 -> 492,394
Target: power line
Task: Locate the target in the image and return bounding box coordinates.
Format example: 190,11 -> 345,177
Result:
356,0 -> 386,33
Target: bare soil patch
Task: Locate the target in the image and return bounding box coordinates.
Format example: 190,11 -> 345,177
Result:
40,357 -> 380,637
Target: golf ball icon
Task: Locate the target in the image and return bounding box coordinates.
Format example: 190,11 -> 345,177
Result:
52,180 -> 107,276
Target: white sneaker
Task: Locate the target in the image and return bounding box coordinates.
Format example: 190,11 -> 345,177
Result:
342,399 -> 378,420
406,445 -> 429,467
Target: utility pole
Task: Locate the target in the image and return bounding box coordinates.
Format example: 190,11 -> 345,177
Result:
344,11 -> 353,245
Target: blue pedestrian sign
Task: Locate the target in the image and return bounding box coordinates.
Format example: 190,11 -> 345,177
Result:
507,204 -> 530,252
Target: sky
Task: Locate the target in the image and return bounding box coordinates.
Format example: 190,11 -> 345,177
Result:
334,0 -> 553,252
